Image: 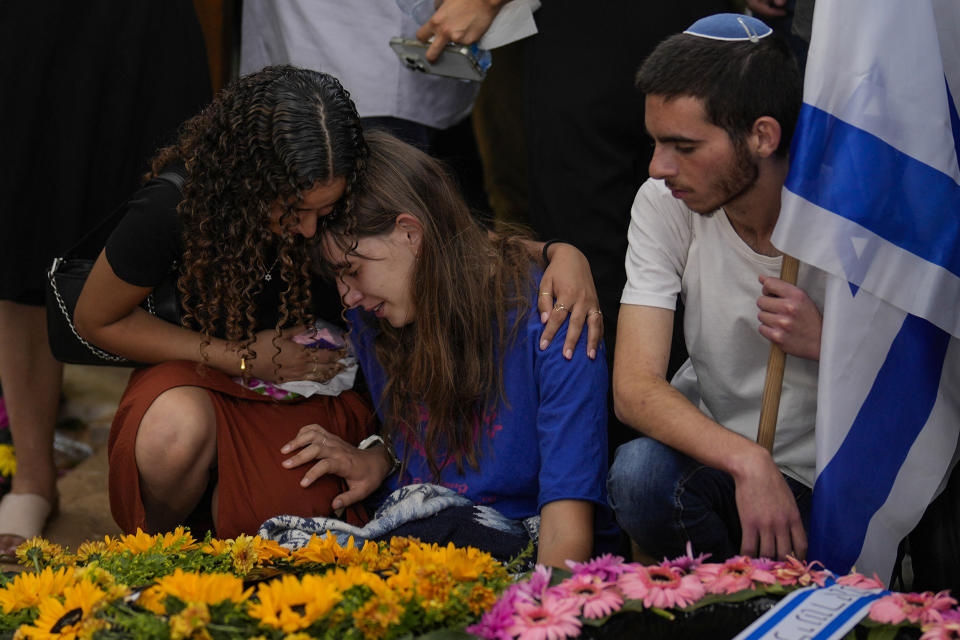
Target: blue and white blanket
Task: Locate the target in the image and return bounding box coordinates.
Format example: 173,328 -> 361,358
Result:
258,484 -> 538,566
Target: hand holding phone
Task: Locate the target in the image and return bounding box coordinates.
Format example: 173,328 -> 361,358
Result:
389,37 -> 489,82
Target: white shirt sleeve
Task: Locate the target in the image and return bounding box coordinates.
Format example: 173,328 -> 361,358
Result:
620,179 -> 693,310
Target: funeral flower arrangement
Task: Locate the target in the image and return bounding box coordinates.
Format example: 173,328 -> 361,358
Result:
0,528 -> 510,639
4,530 -> 960,640
468,547 -> 960,640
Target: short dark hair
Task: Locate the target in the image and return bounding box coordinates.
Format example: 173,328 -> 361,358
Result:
635,33 -> 801,156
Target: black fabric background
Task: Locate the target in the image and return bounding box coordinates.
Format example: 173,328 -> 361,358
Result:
0,0 -> 211,304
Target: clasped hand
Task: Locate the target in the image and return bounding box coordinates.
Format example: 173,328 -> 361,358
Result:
243,326 -> 346,383
756,275 -> 822,361
280,424 -> 391,511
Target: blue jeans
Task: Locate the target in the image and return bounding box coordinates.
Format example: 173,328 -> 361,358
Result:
607,436 -> 812,561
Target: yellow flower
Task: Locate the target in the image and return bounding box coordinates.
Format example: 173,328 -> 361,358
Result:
116,527 -> 198,555
406,541 -> 489,581
246,574 -> 341,633
352,588 -> 404,640
387,536 -> 413,556
200,539 -> 232,556
0,444 -> 16,476
115,529 -> 158,554
0,566 -> 76,613
158,526 -> 199,551
322,565 -> 386,595
168,601 -> 211,640
253,537 -> 291,563
283,633 -> 314,640
231,535 -> 258,575
73,566 -> 128,602
231,534 -> 289,573
383,565 -> 416,601
139,569 -> 251,615
291,534 -> 343,566
15,580 -> 107,640
74,540 -> 110,564
15,538 -> 65,568
466,583 -> 497,615
201,535 -> 288,573
290,534 -> 386,571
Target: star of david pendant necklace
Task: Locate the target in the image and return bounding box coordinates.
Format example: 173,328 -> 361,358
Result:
259,254 -> 280,281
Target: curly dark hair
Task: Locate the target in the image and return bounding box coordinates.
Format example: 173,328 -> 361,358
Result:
150,65 -> 367,372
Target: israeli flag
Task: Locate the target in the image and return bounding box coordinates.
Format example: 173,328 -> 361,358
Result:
771,0 -> 960,582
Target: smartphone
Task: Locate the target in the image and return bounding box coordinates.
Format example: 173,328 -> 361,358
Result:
389,37 -> 489,82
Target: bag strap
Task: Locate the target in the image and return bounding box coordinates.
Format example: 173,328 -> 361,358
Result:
62,166 -> 187,260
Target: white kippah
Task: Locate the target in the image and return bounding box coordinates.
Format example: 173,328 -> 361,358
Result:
683,13 -> 773,43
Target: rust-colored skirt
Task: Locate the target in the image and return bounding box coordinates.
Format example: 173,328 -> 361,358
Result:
108,360 -> 375,539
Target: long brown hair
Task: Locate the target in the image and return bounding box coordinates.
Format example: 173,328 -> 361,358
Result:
324,131 -> 538,477
151,65 -> 367,372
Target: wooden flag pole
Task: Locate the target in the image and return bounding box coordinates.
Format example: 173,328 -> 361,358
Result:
756,254 -> 800,452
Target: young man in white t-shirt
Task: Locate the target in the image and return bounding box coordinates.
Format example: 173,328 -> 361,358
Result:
608,14 -> 826,562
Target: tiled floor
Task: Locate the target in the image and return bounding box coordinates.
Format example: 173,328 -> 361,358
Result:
2,365 -> 130,570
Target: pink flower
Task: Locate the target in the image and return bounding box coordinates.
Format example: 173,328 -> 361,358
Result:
772,556 -> 830,587
566,554 -> 630,582
467,584 -> 523,640
836,572 -> 886,590
696,556 -> 776,595
617,565 -> 706,609
518,565 -> 555,601
660,541 -> 711,573
870,591 -> 958,626
555,574 -> 623,619
922,620 -> 960,640
871,594 -> 911,624
505,592 -> 582,640
941,609 -> 960,623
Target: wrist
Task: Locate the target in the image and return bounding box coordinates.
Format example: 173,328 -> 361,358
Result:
727,441 -> 774,482
359,434 -> 400,478
541,239 -> 564,265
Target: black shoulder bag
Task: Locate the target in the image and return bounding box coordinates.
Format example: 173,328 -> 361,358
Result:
45,170 -> 184,366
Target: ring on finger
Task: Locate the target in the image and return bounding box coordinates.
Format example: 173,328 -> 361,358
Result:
320,437 -> 327,448
539,291 -> 553,298
587,309 -> 603,318
553,303 -> 569,313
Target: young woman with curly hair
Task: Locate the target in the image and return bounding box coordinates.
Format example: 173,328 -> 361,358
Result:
75,67 -> 603,539
281,132 -> 615,567
74,66 -> 375,538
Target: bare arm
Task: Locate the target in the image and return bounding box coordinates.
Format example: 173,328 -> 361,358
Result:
73,250 -> 342,381
613,304 -> 806,560
538,499 -> 594,567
